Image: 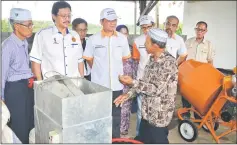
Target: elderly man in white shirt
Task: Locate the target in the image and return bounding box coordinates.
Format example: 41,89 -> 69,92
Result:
182,21 -> 215,119
164,15 -> 187,65
132,15 -> 155,136
30,1 -> 84,80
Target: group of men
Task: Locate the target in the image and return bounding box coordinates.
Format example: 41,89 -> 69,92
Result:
1,1 -> 215,144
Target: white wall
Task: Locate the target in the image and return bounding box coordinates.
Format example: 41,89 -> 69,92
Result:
182,1 -> 236,69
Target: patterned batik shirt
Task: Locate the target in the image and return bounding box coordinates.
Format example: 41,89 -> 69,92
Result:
128,51 -> 178,127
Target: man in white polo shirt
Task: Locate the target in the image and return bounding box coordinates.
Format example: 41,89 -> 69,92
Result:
30,1 -> 84,80
164,15 -> 187,65
132,15 -> 155,136
83,8 -> 131,138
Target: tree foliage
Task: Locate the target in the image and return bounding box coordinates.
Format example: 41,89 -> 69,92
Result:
2,19 -> 182,35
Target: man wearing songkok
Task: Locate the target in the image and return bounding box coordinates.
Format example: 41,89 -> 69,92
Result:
131,15 -> 155,136
114,28 -> 178,143
1,8 -> 35,143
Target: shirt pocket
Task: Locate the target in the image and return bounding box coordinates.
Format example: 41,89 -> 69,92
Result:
113,45 -> 123,61
200,47 -> 209,60
94,45 -> 107,58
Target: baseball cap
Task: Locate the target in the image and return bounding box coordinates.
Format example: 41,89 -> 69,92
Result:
139,15 -> 154,26
10,8 -> 32,21
100,8 -> 118,21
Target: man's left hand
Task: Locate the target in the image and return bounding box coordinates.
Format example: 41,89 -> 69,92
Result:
119,75 -> 133,85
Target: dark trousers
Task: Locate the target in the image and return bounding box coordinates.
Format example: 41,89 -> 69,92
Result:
135,119 -> 169,144
4,79 -> 34,144
181,96 -> 192,117
84,74 -> 91,81
112,90 -> 122,138
182,96 -> 200,119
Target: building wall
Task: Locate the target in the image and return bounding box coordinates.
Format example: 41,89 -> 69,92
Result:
182,1 -> 236,69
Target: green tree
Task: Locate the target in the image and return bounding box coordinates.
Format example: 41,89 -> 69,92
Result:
1,19 -> 12,32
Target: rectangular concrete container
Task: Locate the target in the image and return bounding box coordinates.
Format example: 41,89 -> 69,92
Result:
33,76 -> 112,143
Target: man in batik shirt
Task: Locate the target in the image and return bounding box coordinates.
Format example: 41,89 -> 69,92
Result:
114,28 -> 178,144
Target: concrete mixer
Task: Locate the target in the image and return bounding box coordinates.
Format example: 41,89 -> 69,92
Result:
177,59 -> 236,143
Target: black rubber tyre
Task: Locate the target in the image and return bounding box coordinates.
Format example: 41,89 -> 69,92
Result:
202,122 -> 219,132
178,120 -> 198,142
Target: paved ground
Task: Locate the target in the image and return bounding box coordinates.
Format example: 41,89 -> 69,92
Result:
126,94 -> 237,144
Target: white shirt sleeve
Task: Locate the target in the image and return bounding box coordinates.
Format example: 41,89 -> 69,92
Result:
83,36 -> 94,60
122,37 -> 131,59
29,32 -> 43,64
72,31 -> 84,63
178,37 -> 188,57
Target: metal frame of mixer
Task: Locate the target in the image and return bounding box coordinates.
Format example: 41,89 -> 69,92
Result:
177,68 -> 237,143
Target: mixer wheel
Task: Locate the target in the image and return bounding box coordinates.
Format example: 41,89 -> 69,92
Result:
202,122 -> 219,132
178,120 -> 198,142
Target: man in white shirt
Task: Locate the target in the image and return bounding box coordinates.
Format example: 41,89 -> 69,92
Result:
30,1 -> 84,80
132,15 -> 155,136
164,15 -> 187,65
83,8 -> 131,138
185,21 -> 215,64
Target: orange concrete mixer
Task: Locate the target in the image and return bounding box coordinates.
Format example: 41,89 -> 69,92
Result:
177,59 -> 236,143
178,59 -> 224,115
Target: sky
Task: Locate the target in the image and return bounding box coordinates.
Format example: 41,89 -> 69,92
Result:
2,1 -> 184,26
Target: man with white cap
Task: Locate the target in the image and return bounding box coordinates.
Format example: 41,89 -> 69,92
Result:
30,1 -> 84,80
114,28 -> 178,143
83,8 -> 131,138
131,15 -> 155,136
1,8 -> 34,143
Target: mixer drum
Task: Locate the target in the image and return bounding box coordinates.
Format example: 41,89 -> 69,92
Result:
178,59 -> 224,115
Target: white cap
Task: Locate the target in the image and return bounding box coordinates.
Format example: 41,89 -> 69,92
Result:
139,15 -> 154,26
100,8 -> 118,21
10,8 -> 32,21
148,28 -> 168,43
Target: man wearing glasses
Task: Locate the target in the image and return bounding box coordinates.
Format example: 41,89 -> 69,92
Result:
72,18 -> 91,81
164,15 -> 187,66
182,21 -> 215,119
185,21 -> 215,64
1,8 -> 34,143
132,15 -> 155,136
30,1 -> 84,80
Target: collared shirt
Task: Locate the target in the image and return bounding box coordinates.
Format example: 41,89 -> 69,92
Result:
128,51 -> 178,127
29,25 -> 84,79
166,34 -> 187,59
83,30 -> 131,91
1,33 -> 33,100
132,34 -> 150,80
185,37 -> 215,63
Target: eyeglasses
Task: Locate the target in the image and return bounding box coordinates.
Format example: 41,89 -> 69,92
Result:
57,14 -> 72,19
16,23 -> 34,29
194,28 -> 206,32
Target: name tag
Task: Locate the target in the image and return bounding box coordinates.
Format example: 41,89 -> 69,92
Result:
95,45 -> 105,49
139,45 -> 146,49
